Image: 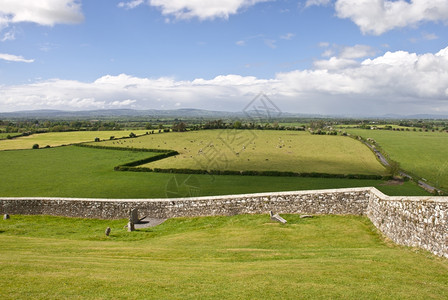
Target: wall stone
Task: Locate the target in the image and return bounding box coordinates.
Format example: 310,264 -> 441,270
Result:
367,189 -> 447,259
0,187 -> 447,258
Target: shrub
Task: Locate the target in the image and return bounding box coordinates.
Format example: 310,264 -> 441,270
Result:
129,132 -> 137,138
32,144 -> 39,149
94,137 -> 100,142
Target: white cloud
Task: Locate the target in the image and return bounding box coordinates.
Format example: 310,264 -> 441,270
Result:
314,57 -> 359,70
280,33 -> 295,40
264,39 -> 277,49
423,32 -> 439,40
0,53 -> 34,63
335,0 -> 448,35
1,46 -> 448,115
305,0 -> 332,8
0,0 -> 84,28
236,40 -> 245,46
339,44 -> 376,59
321,44 -> 376,59
148,0 -> 272,20
118,0 -> 145,9
1,29 -> 15,41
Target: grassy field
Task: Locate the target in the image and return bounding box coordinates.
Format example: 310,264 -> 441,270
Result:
0,130 -> 149,150
0,214 -> 447,299
0,133 -> 22,140
0,146 -> 429,197
92,130 -> 387,175
346,129 -> 448,190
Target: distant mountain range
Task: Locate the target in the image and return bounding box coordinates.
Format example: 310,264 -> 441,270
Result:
0,108 -> 447,120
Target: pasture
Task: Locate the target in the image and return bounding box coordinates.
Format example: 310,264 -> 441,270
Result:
0,214 -> 447,299
346,129 -> 448,190
0,146 -> 428,198
93,130 -> 388,176
0,130 -> 149,150
0,133 -> 22,140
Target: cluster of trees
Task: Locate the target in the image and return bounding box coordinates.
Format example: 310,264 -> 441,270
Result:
0,120 -> 122,133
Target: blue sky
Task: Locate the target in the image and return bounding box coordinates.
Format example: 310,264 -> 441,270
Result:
0,0 -> 448,115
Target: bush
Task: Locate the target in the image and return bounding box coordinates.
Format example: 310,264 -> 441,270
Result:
32,144 -> 39,149
94,137 -> 100,142
129,132 -> 137,138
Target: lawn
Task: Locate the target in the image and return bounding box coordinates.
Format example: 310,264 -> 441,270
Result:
0,214 -> 446,299
0,146 -> 429,198
0,130 -> 150,150
346,129 -> 448,190
92,130 -> 387,175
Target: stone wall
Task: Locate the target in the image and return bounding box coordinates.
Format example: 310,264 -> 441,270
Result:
0,187 -> 447,258
0,188 -> 371,219
367,189 -> 447,259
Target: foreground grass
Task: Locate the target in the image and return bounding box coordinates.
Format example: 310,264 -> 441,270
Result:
0,130 -> 149,150
347,129 -> 448,190
0,146 -> 428,197
0,215 -> 446,299
93,130 -> 387,175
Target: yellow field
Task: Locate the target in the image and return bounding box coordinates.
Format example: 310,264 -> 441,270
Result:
95,130 -> 387,175
0,130 -> 149,150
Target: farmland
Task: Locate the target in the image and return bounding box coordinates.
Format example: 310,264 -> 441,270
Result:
0,145 -> 428,198
346,129 -> 448,190
93,130 -> 387,176
0,130 -> 149,151
1,214 -> 447,299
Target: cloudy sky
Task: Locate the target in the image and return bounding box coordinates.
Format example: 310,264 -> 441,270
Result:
0,0 -> 448,115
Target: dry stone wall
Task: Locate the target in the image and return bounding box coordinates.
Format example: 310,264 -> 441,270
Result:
0,187 -> 446,258
368,189 -> 447,259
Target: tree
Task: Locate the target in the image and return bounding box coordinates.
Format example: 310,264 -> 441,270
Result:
32,144 -> 39,149
387,160 -> 400,177
172,122 -> 186,132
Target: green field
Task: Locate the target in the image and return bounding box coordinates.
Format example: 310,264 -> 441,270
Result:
0,146 -> 428,197
347,129 -> 448,190
93,130 -> 387,175
0,133 -> 22,140
0,214 -> 446,299
0,130 -> 149,150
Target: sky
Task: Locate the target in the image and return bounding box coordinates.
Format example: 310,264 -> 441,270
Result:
0,0 -> 448,116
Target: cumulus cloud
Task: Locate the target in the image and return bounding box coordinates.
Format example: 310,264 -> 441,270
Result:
0,0 -> 84,29
1,46 -> 448,115
0,53 -> 34,63
335,0 -> 448,35
146,0 -> 271,20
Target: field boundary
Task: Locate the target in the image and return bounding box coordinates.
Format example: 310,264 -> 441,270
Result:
75,144 -> 391,180
1,187 -> 446,259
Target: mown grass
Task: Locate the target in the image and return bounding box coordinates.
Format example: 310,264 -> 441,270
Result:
0,130 -> 150,150
0,214 -> 447,299
347,129 -> 448,190
92,130 -> 387,175
0,146 -> 428,198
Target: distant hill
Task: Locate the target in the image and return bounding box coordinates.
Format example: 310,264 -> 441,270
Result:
0,108 -> 447,120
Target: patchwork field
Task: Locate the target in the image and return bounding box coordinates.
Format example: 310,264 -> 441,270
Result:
0,130 -> 149,150
0,146 -> 428,198
93,130 -> 387,175
0,214 -> 447,299
347,129 -> 448,190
